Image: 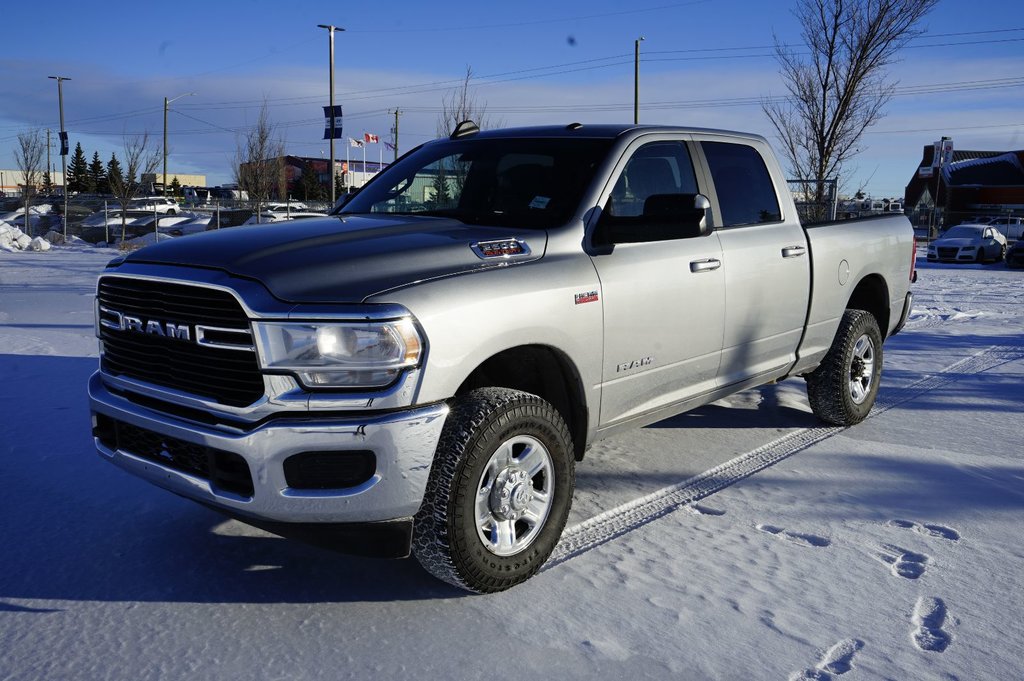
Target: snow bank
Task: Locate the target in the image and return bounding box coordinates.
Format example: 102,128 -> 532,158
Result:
0,220 -> 53,253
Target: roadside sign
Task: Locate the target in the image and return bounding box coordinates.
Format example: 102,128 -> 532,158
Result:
323,105 -> 343,140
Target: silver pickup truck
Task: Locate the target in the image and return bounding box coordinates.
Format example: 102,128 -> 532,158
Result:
89,123 -> 916,592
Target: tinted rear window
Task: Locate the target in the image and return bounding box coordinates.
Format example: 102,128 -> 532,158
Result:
702,141 -> 782,227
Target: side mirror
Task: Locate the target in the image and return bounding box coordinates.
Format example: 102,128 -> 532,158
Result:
594,193 -> 712,245
641,193 -> 711,238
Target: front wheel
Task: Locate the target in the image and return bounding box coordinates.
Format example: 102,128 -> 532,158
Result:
806,309 -> 883,426
413,388 -> 575,593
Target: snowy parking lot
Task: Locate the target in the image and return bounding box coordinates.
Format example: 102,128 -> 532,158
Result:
1,245 -> 1021,680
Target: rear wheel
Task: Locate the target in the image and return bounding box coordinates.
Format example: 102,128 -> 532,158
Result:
413,388 -> 575,593
806,309 -> 883,426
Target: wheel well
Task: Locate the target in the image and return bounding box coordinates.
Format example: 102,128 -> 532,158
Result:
456,345 -> 588,460
846,274 -> 890,335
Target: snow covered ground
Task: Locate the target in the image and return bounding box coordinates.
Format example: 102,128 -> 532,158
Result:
1,244 -> 1021,680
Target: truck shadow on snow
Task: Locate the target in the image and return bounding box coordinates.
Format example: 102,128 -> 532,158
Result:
0,354 -> 462,604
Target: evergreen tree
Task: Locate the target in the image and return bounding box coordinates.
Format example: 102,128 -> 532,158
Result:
106,153 -> 124,194
67,142 -> 89,193
169,177 -> 182,197
301,163 -> 325,201
88,151 -> 106,194
42,170 -> 53,195
430,163 -> 451,208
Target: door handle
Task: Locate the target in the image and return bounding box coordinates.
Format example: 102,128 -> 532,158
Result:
690,258 -> 722,273
782,245 -> 807,258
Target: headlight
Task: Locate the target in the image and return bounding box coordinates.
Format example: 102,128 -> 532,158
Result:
253,318 -> 422,389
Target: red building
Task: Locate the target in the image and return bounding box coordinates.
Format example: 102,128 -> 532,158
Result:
904,145 -> 1024,231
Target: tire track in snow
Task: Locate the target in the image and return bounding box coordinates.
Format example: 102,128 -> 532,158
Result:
546,343 -> 1023,568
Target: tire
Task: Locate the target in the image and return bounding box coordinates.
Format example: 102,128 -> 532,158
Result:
977,248 -> 987,264
806,309 -> 883,426
413,387 -> 575,593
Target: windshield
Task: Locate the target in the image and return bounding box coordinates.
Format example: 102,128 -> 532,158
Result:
339,137 -> 613,228
943,226 -> 983,239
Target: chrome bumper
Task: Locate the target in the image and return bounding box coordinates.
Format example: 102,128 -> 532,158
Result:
88,372 -> 449,524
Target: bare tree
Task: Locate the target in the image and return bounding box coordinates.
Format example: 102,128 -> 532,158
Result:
13,130 -> 44,235
234,101 -> 285,222
434,67 -> 500,199
763,0 -> 938,216
109,134 -> 160,242
435,66 -> 496,138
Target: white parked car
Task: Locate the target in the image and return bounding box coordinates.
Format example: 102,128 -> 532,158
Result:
987,216 -> 1024,240
242,211 -> 326,225
159,214 -> 213,237
128,213 -> 194,231
109,197 -> 180,214
927,224 -> 1007,263
264,201 -> 309,213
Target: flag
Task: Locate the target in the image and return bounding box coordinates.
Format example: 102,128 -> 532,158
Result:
59,131 -> 69,156
364,132 -> 379,144
350,137 -> 364,148
322,105 -> 343,140
384,141 -> 396,151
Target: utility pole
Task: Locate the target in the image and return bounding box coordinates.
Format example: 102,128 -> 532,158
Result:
317,23 -> 345,205
164,92 -> 196,198
634,36 -> 645,125
48,75 -> 70,239
390,108 -> 401,162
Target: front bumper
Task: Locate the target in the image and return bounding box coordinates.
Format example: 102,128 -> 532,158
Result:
88,372 -> 449,529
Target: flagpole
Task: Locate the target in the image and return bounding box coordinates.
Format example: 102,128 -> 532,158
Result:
345,142 -> 350,193
362,141 -> 366,187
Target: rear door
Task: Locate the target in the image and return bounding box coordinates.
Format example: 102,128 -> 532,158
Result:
693,137 -> 811,388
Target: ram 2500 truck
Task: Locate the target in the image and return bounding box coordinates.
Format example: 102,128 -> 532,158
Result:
89,123 -> 916,593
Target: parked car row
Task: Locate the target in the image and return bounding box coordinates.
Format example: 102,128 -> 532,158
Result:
927,224 -> 1007,264
957,216 -> 1024,240
925,222 -> 1024,267
75,202 -> 327,243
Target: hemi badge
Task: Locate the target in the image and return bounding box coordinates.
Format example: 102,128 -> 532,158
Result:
471,238 -> 532,259
575,291 -> 599,305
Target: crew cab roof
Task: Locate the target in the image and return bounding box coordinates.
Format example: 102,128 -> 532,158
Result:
465,123 -> 769,145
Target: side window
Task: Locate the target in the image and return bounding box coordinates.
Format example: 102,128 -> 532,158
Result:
702,141 -> 782,227
596,141 -> 704,244
607,142 -> 698,218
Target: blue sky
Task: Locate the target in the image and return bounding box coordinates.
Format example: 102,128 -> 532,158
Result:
1,0 -> 1022,197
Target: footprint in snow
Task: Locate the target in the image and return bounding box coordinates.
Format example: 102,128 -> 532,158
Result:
911,596 -> 952,653
874,543 -> 928,580
686,503 -> 725,516
887,519 -> 961,542
788,638 -> 864,680
757,524 -> 831,548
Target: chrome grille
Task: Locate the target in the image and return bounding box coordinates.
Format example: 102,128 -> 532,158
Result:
98,277 -> 265,407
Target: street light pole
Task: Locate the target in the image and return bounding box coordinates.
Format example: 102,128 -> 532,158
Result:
48,75 -> 70,239
164,92 -> 196,198
634,36 -> 645,125
317,24 -> 345,205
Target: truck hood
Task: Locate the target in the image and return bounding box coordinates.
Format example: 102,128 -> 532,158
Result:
121,214 -> 545,303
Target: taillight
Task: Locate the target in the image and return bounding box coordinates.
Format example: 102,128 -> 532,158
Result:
909,238 -> 918,284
